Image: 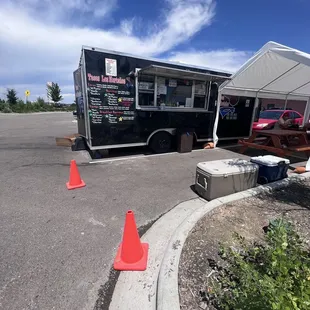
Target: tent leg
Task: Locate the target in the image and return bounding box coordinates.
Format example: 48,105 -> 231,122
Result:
212,91 -> 222,147
284,95 -> 288,110
302,97 -> 310,127
249,96 -> 259,137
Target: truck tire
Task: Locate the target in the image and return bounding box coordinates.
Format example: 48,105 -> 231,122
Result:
149,131 -> 172,153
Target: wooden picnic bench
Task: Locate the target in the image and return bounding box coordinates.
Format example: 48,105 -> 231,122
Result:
239,129 -> 310,157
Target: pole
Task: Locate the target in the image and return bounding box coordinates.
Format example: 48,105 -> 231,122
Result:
249,95 -> 259,137
212,90 -> 222,147
302,97 -> 310,127
284,95 -> 288,110
205,81 -> 211,110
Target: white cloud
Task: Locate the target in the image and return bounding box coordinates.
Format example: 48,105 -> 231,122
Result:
0,0 -> 250,103
120,19 -> 135,36
168,49 -> 252,73
3,0 -> 118,22
146,0 -> 216,53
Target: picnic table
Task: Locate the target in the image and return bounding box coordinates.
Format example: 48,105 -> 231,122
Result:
239,129 -> 310,157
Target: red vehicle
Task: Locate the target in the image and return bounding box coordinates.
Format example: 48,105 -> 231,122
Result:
252,109 -> 304,130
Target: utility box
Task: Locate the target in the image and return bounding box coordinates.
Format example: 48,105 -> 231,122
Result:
177,129 -> 194,153
195,159 -> 259,200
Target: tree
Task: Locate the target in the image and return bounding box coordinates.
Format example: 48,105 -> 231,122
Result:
47,82 -> 63,105
6,88 -> 18,105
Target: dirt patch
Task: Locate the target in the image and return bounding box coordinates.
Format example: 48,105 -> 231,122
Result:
178,180 -> 310,310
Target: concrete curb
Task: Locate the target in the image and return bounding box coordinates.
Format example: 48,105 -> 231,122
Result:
156,172 -> 310,310
109,198 -> 207,310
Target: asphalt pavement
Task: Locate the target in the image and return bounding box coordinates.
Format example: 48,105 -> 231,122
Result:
0,112 -> 248,310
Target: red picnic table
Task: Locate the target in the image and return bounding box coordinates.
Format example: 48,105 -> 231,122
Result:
239,129 -> 310,157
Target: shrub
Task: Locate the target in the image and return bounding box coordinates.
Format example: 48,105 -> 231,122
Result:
209,219 -> 310,310
0,101 -> 7,111
36,97 -> 45,107
25,101 -> 34,112
32,102 -> 41,111
2,105 -> 12,113
45,105 -> 55,111
10,100 -> 25,113
4,98 -> 72,113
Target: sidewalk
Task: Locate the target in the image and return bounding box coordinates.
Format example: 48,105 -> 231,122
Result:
109,198 -> 206,309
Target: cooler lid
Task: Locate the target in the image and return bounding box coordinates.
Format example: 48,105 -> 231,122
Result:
197,159 -> 258,176
250,155 -> 290,167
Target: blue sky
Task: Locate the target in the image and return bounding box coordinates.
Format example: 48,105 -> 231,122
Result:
1,0 -> 309,103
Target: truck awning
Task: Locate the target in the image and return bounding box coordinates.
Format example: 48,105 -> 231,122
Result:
137,65 -> 231,82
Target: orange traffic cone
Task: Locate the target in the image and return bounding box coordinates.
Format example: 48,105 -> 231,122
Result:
114,210 -> 149,271
66,160 -> 86,190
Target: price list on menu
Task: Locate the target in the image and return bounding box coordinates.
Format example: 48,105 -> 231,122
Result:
87,72 -> 135,125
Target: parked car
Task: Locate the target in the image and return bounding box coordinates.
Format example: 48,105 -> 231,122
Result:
252,109 -> 304,130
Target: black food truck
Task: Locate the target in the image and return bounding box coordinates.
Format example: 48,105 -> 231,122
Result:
73,46 -> 256,153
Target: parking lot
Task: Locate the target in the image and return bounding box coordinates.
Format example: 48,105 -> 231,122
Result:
0,112 -> 250,309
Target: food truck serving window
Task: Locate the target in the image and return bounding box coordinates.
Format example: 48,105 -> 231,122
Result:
157,77 -> 193,108
136,65 -> 227,110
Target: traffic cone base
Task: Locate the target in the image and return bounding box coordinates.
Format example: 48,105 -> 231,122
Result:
66,179 -> 86,190
114,242 -> 149,271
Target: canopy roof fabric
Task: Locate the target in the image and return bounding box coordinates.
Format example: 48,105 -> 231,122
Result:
220,41 -> 310,101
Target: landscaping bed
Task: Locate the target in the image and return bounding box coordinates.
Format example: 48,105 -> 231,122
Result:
179,180 -> 310,310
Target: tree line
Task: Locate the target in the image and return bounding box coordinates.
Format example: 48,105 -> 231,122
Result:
0,83 -> 75,113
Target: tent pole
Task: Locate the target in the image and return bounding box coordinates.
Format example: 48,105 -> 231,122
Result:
249,94 -> 259,137
213,91 -> 222,147
284,95 -> 288,110
302,97 -> 310,127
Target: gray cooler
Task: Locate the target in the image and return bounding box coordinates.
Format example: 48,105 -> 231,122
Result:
195,159 -> 259,200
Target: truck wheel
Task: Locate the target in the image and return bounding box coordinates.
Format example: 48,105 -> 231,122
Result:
149,132 -> 172,153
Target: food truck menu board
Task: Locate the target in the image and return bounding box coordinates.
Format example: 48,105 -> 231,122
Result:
86,64 -> 135,125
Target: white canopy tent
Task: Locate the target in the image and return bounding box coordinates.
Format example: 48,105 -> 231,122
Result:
213,41 -> 310,145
